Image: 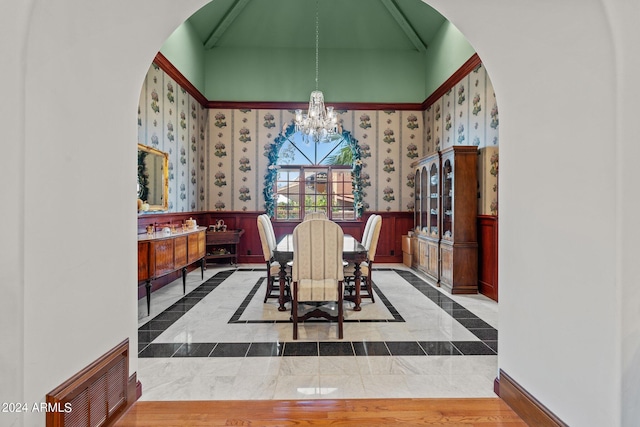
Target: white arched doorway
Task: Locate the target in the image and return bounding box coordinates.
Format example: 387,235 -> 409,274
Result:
14,1 -> 633,426
134,0 -> 496,402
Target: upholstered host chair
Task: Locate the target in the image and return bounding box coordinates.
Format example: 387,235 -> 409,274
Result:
257,214 -> 289,302
303,211 -> 328,221
291,219 -> 345,340
344,214 -> 382,303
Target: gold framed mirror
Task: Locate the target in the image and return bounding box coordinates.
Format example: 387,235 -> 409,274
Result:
137,144 -> 169,212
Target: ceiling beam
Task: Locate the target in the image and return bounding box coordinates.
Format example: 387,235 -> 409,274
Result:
380,0 -> 427,53
204,0 -> 251,50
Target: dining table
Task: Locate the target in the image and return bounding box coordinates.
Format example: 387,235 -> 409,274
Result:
273,233 -> 368,311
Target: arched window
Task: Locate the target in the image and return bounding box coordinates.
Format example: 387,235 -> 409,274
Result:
264,123 -> 363,221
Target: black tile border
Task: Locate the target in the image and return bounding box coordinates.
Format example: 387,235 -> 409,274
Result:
138,268 -> 498,358
138,340 -> 496,358
353,341 -> 390,356
393,269 -> 499,347
247,342 -> 284,357
228,275 -> 404,324
319,341 -> 355,357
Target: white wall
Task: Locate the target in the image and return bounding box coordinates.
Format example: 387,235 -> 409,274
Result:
2,0 -> 639,426
2,1 -> 208,426
600,2 -> 640,425
429,0 -> 638,425
0,2 -> 32,427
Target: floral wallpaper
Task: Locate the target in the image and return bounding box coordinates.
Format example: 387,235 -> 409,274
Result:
137,63 -> 207,212
204,109 -> 424,214
423,62 -> 499,215
138,60 -> 498,216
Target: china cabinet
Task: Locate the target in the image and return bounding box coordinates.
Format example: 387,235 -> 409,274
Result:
412,152 -> 440,283
412,146 -> 478,294
439,146 -> 478,294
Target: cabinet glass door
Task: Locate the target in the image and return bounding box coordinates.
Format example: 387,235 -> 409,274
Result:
420,166 -> 428,233
428,163 -> 439,237
414,169 -> 421,231
442,159 -> 453,239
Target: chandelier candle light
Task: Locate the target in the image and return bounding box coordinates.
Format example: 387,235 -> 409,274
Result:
294,0 -> 338,142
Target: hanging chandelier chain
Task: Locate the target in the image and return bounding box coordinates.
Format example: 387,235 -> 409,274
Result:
315,0 -> 319,90
293,0 -> 338,143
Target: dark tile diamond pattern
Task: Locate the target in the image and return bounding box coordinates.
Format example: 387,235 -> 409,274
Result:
138,268 -> 498,358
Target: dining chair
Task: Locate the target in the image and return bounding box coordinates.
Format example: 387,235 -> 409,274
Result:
257,214 -> 289,302
360,214 -> 377,249
344,214 -> 382,303
291,219 -> 344,339
303,211 -> 328,221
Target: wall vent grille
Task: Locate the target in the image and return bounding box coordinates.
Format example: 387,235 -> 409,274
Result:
46,339 -> 129,427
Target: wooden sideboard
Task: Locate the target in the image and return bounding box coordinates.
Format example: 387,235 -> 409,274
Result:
137,210 -> 498,301
137,211 -> 414,265
138,226 -> 206,314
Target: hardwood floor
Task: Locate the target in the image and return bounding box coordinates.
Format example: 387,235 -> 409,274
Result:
115,398 -> 527,426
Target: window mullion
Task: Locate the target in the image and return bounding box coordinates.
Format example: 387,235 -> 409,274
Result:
327,166 -> 333,220
299,167 -> 305,217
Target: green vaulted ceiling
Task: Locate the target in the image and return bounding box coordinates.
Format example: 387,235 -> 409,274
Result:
160,0 -> 476,103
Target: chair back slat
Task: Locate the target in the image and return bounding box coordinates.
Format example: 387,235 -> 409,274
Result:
303,211 -> 328,221
292,219 -> 344,283
263,214 -> 277,248
257,214 -> 273,261
365,215 -> 382,262
361,214 -> 377,250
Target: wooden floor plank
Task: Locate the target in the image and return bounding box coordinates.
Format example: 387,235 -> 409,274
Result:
115,398 -> 527,426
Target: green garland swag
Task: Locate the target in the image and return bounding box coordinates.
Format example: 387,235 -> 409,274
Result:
263,123 -> 364,219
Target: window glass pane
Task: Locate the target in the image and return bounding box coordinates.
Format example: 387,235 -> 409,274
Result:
277,140 -> 312,165
291,133 -> 316,164
320,138 -> 350,165
273,130 -> 357,221
304,168 -> 328,214
331,170 -> 354,220
276,169 -> 300,219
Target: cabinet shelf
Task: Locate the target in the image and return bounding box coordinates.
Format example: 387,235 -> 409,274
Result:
207,253 -> 232,258
205,229 -> 244,266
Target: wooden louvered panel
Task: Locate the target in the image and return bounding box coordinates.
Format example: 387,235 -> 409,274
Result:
46,340 -> 130,427
89,374 -> 107,427
107,360 -> 126,416
64,390 -> 88,427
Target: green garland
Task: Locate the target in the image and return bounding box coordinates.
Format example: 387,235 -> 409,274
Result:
137,150 -> 149,202
263,123 -> 364,218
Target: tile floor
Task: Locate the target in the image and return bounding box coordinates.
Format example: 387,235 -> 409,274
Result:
137,264 -> 499,400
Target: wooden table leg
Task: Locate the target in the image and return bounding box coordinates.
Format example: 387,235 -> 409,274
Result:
182,267 -> 187,294
353,261 -> 362,311
278,262 -> 287,312
145,280 -> 152,315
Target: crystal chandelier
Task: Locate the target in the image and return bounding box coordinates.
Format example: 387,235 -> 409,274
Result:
294,0 -> 338,142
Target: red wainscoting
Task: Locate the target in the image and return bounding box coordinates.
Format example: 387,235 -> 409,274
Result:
138,212 -> 498,302
477,215 -> 498,302
137,211 -> 414,298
